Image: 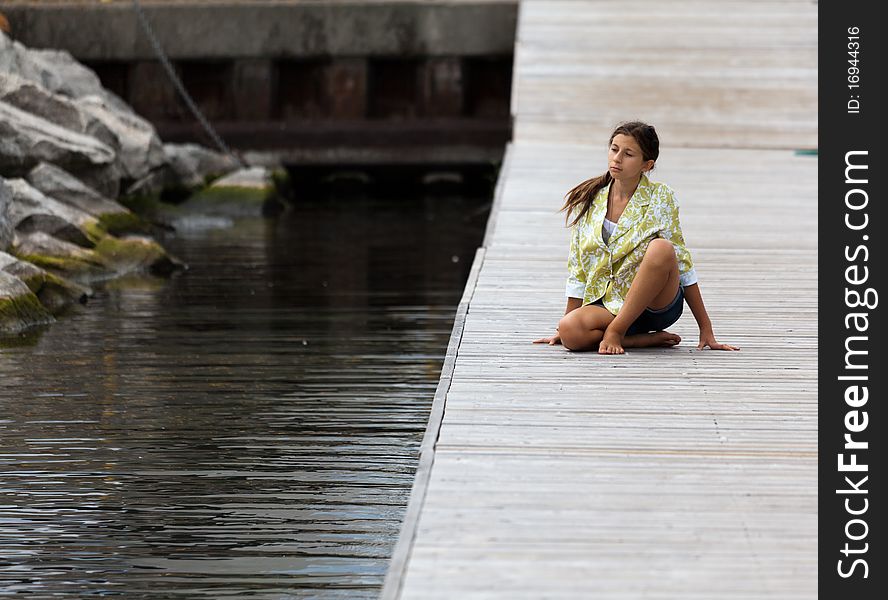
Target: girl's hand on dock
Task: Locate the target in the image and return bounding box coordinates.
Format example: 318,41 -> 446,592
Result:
532,331 -> 562,345
696,329 -> 739,351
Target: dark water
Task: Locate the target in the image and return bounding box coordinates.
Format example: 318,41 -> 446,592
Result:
0,192 -> 488,598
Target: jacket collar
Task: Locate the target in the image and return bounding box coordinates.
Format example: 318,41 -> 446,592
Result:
590,173 -> 652,247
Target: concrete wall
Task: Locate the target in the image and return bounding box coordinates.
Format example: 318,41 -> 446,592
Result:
3,1 -> 517,60
2,1 -> 516,165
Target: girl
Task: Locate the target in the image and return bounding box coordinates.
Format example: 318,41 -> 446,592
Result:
533,121 -> 738,354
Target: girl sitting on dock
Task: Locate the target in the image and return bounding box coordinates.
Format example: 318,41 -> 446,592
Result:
533,121 -> 739,354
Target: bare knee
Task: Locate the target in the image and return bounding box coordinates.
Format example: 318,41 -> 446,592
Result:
643,238 -> 677,268
558,314 -> 582,350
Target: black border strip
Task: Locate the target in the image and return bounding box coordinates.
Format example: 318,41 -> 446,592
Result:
820,1 -> 885,595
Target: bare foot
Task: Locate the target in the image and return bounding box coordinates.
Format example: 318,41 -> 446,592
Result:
600,330 -> 681,355
598,329 -> 625,354
624,331 -> 682,348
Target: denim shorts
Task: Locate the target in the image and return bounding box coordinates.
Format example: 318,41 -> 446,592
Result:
593,286 -> 685,335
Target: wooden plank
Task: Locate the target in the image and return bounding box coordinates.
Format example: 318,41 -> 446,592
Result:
511,1 -> 817,148
383,1 -> 817,598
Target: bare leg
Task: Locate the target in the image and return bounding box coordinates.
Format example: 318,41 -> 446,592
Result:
558,295 -> 681,353
600,239 -> 681,355
563,329 -> 680,352
558,305 -> 613,352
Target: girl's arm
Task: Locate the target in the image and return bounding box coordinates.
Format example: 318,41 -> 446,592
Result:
658,188 -> 738,351
683,283 -> 740,351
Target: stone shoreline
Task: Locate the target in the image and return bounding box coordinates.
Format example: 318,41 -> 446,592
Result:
1,31 -> 281,334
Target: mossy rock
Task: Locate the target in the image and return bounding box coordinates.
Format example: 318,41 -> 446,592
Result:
14,251 -> 106,280
95,211 -> 154,237
182,167 -> 282,216
118,192 -> 163,215
13,231 -> 184,283
93,235 -> 184,277
24,272 -> 89,314
0,275 -> 55,334
3,251 -> 91,316
94,234 -> 163,265
189,184 -> 289,218
117,193 -> 181,229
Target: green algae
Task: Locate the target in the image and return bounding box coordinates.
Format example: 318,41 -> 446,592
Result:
96,212 -> 153,236
118,191 -> 163,214
21,271 -> 88,314
93,235 -> 164,265
0,291 -> 55,334
81,220 -> 106,246
13,252 -> 103,276
13,230 -> 181,284
93,234 -> 181,276
118,192 -> 179,220
74,215 -> 147,249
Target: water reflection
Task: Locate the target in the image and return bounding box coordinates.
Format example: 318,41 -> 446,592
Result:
0,191 -> 488,597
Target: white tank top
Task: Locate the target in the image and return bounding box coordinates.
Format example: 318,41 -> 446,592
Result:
602,218 -> 618,243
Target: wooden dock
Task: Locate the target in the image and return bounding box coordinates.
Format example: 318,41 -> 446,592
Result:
382,1 -> 817,597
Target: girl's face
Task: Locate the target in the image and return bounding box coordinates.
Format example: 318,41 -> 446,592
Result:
608,133 -> 654,181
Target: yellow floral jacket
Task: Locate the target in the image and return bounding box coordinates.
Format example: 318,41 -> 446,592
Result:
565,173 -> 698,315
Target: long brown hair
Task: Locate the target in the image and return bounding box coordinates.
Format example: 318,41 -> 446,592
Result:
560,121 -> 660,227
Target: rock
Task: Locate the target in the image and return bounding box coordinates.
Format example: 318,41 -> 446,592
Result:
0,31 -> 186,326
211,166 -> 273,190
10,45 -> 103,101
1,32 -> 164,184
125,165 -> 177,200
0,99 -> 115,176
95,235 -> 185,278
0,73 -> 121,173
0,75 -> 123,197
11,230 -> 184,284
75,95 -> 165,182
184,166 -> 280,217
182,167 -> 276,217
26,162 -> 128,218
124,141 -> 242,207
4,174 -> 151,253
218,166 -> 286,216
0,269 -> 54,333
163,143 -> 240,189
4,177 -> 97,247
73,162 -> 122,200
0,72 -> 87,134
10,231 -> 105,281
0,178 -> 12,251
0,31 -> 130,114
0,250 -> 90,313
